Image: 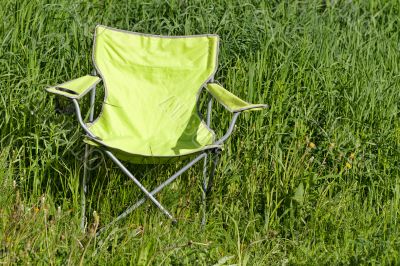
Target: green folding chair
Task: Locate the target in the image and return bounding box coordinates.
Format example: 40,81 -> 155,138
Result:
46,25 -> 268,233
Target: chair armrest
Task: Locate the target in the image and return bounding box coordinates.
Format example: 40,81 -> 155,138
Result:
45,75 -> 101,99
205,83 -> 268,113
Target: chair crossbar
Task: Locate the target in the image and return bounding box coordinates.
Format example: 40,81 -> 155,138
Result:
96,151 -> 207,235
105,150 -> 175,220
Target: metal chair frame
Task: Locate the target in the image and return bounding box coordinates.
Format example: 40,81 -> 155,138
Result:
72,75 -> 242,234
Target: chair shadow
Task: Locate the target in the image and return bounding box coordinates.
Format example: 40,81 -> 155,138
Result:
171,107 -> 205,155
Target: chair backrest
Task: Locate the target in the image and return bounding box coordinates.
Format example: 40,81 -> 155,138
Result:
92,25 -> 219,143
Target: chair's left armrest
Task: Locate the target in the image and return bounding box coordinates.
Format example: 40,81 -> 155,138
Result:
45,75 -> 101,99
205,83 -> 268,113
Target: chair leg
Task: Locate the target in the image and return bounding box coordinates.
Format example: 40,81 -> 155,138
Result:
207,149 -> 221,196
201,149 -> 221,227
201,153 -> 208,226
81,144 -> 90,233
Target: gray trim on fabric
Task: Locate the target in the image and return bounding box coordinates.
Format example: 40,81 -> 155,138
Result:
84,24 -> 222,158
86,135 -> 221,159
94,24 -> 219,39
233,104 -> 269,113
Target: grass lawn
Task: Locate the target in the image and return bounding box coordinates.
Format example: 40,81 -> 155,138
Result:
1,0 -> 400,264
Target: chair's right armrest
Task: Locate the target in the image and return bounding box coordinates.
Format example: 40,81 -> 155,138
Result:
45,75 -> 101,99
206,83 -> 268,113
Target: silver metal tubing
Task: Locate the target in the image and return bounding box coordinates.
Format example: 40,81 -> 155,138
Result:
73,86 -> 96,233
202,97 -> 212,227
207,150 -> 220,196
202,93 -> 213,218
201,149 -> 221,227
85,84 -> 97,231
206,97 -> 213,126
97,152 -> 207,235
72,99 -> 96,139
104,150 -> 175,221
215,112 -> 241,145
81,144 -> 90,232
89,87 -> 96,122
201,153 -> 208,227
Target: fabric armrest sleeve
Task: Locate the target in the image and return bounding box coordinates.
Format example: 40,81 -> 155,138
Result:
206,83 -> 268,112
45,75 -> 101,99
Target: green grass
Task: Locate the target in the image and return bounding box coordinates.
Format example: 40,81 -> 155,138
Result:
1,0 -> 400,264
